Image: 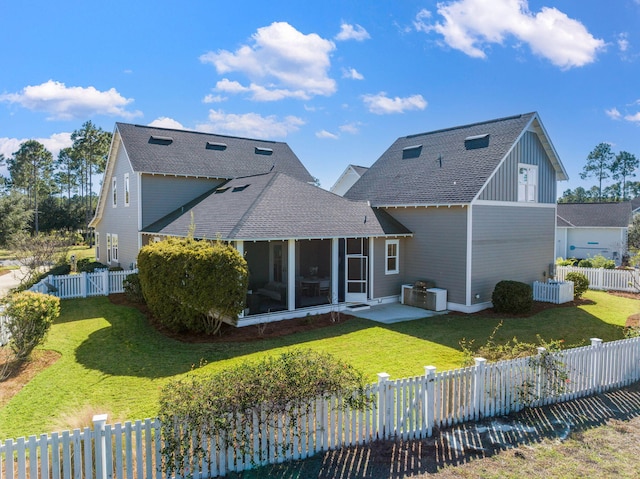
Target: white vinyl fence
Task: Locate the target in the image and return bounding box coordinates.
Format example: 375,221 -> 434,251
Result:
29,269 -> 137,299
556,265 -> 640,292
0,306 -> 8,346
533,280 -> 574,304
2,336 -> 639,479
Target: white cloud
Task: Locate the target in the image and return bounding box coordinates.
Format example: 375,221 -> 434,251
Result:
618,33 -> 629,52
316,130 -> 339,140
342,68 -> 364,80
362,92 -> 428,114
196,109 -> 305,139
624,112 -> 640,123
200,22 -> 336,101
605,108 -> 622,120
335,23 -> 371,42
148,117 -> 185,129
0,80 -> 142,120
340,122 -> 362,134
0,132 -> 72,166
415,0 -> 605,69
203,94 -> 226,104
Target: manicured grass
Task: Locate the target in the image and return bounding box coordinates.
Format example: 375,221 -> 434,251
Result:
67,246 -> 95,262
0,290 -> 636,440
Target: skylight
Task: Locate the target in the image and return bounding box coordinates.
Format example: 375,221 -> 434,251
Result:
206,141 -> 227,151
149,135 -> 173,145
255,147 -> 273,156
232,184 -> 250,192
402,144 -> 422,160
464,134 -> 490,150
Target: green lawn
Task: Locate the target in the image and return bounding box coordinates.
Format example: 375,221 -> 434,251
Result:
0,290 -> 637,440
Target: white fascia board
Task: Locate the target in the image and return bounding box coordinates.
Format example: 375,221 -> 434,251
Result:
89,127 -> 121,227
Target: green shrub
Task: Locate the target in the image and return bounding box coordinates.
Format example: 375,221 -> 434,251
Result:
123,273 -> 144,303
47,263 -> 71,276
137,237 -> 248,334
555,257 -> 577,266
578,259 -> 593,268
491,280 -> 533,314
77,259 -> 108,273
590,254 -> 616,269
565,272 -> 589,299
4,291 -> 60,361
158,349 -> 371,475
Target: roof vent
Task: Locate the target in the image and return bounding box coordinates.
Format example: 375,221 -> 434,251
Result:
402,144 -> 422,160
215,186 -> 230,194
149,135 -> 173,145
254,147 -> 273,156
464,133 -> 490,150
206,141 -> 227,151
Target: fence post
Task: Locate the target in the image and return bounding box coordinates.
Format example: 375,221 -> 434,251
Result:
591,338 -> 603,393
93,414 -> 108,479
377,373 -> 390,439
473,358 -> 486,420
102,269 -> 110,296
424,366 -> 436,437
81,272 -> 87,298
535,347 -> 546,406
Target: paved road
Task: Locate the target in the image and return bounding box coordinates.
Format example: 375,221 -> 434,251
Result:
0,265 -> 23,298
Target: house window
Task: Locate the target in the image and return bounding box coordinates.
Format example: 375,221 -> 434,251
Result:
95,232 -> 100,260
385,239 -> 399,275
106,234 -> 112,263
124,173 -> 130,207
518,164 -> 538,202
112,177 -> 117,207
112,234 -> 119,263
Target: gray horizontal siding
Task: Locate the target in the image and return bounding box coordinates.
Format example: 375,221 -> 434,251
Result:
372,237 -> 405,299
383,207 -> 468,305
94,142 -> 139,268
471,204 -> 556,304
480,131 -> 557,203
141,175 -> 222,228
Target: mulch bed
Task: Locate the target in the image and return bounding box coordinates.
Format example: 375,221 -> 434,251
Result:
108,293 -> 357,343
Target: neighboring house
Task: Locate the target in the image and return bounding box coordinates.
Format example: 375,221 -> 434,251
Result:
330,164 -> 369,196
556,202 -> 632,264
346,112 -> 568,312
91,112 -> 567,322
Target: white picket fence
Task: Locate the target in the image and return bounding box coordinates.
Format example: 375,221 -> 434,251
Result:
29,269 -> 137,299
0,306 -> 8,346
533,280 -> 574,304
556,265 -> 640,292
2,336 -> 639,479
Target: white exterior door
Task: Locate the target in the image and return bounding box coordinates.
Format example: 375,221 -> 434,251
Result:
345,238 -> 368,302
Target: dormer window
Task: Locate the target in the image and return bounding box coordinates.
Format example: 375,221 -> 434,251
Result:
402,145 -> 422,160
255,147 -> 273,156
518,164 -> 538,202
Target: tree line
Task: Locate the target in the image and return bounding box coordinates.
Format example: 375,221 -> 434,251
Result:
559,143 -> 639,203
0,121 -> 111,246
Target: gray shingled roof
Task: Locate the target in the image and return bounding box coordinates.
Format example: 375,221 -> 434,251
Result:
143,172 -> 412,240
556,202 -> 633,228
116,122 -> 314,183
345,112 -> 560,206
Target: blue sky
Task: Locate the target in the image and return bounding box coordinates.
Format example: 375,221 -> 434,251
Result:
1,0 -> 639,194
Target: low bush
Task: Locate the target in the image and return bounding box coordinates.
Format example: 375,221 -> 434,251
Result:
590,255 -> 616,269
555,257 -> 577,266
578,259 -> 593,268
491,280 -> 533,314
77,259 -> 108,273
565,272 -> 589,299
123,273 -> 144,303
4,291 -> 60,362
158,349 -> 371,475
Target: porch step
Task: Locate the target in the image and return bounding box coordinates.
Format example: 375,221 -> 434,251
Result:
346,303 -> 371,312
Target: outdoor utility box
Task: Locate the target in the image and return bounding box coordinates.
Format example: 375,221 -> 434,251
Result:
426,288 -> 447,311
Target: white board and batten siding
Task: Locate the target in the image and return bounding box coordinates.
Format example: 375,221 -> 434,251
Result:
2,336 -> 639,479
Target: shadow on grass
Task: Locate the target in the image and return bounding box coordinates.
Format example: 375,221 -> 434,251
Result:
73,300 -> 378,378
223,381 -> 640,479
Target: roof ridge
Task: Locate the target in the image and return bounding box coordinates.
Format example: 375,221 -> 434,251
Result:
405,112 -> 535,139
116,122 -> 280,145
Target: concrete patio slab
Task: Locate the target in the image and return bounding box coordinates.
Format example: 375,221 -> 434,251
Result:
347,302 -> 447,324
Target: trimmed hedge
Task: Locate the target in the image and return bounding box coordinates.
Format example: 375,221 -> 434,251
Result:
137,237 -> 248,334
491,280 -> 533,314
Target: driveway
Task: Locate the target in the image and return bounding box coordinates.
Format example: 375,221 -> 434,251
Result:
0,265 -> 23,298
